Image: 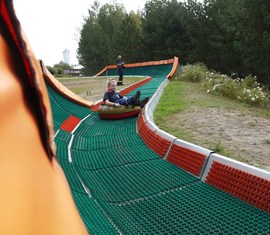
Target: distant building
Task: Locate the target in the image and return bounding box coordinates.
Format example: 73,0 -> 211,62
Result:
63,69 -> 82,77
62,49 -> 70,65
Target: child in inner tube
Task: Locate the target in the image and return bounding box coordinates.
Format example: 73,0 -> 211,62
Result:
103,78 -> 149,108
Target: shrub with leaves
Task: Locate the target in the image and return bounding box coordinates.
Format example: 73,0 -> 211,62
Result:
203,73 -> 241,99
237,85 -> 269,106
195,65 -> 270,107
182,63 -> 207,82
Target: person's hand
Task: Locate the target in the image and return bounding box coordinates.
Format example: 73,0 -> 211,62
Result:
114,103 -> 122,107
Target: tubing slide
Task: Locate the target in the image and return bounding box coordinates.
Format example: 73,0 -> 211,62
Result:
0,1 -> 269,234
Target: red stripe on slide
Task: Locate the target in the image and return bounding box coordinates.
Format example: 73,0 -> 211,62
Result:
60,116 -> 81,132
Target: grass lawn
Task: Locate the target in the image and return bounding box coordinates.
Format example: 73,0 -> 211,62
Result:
155,79 -> 270,130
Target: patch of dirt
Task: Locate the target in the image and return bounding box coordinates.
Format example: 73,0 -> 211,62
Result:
168,107 -> 270,171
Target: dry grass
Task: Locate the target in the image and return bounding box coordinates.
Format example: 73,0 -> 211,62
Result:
57,76 -> 144,102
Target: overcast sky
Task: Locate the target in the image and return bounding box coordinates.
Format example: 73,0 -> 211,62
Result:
13,0 -> 148,67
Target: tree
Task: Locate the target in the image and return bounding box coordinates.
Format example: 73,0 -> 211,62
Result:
76,0 -> 270,85
50,61 -> 72,75
46,66 -> 57,75
117,13 -> 144,63
240,0 -> 270,85
77,1 -> 142,75
203,0 -> 270,85
141,0 -> 197,62
77,1 -> 105,75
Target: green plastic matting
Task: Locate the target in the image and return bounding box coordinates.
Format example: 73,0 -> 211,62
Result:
47,63 -> 270,234
76,158 -> 199,202
71,145 -> 159,171
75,119 -> 137,137
57,158 -> 86,195
71,133 -> 145,151
98,182 -> 270,234
46,82 -> 92,120
73,192 -> 119,235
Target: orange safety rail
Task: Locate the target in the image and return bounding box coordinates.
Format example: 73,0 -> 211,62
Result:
44,68 -> 94,109
95,66 -> 107,76
60,116 -> 81,132
95,58 -> 177,76
91,76 -> 152,112
166,56 -> 179,79
147,132 -> 171,157
91,101 -> 104,112
138,123 -> 155,145
167,144 -> 206,176
206,161 -> 270,213
137,114 -> 146,132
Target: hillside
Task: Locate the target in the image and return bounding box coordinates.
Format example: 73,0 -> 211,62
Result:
155,80 -> 270,171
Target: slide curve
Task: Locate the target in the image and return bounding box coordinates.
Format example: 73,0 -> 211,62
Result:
1,1 -> 269,235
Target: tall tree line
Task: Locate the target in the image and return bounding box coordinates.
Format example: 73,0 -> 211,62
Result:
77,0 -> 270,86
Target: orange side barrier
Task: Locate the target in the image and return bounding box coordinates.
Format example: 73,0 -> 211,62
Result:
95,58 -> 177,76
147,132 -> 171,157
206,161 -> 270,213
137,114 -> 146,132
167,144 -> 206,176
60,116 -> 81,132
138,123 -> 155,145
138,123 -> 170,157
166,56 -> 179,79
90,102 -> 103,112
44,68 -> 93,109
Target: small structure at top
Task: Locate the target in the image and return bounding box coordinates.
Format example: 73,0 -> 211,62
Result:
62,49 -> 70,65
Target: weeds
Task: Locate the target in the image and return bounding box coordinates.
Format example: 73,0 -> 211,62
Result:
182,63 -> 270,107
182,63 -> 207,82
211,141 -> 224,153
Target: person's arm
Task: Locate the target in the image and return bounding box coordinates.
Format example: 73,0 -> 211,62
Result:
103,92 -> 121,107
116,60 -> 124,67
104,99 -> 120,107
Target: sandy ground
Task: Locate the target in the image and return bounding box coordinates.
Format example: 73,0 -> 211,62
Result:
167,107 -> 270,171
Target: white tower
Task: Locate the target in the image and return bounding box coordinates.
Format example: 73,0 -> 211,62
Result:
62,49 -> 70,65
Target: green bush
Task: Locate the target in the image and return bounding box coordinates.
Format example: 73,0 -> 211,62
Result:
182,63 -> 207,82
237,84 -> 269,106
184,64 -> 270,107
46,66 -> 57,75
203,73 -> 240,99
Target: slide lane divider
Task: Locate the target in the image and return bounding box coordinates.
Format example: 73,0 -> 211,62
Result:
63,113 -> 123,234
